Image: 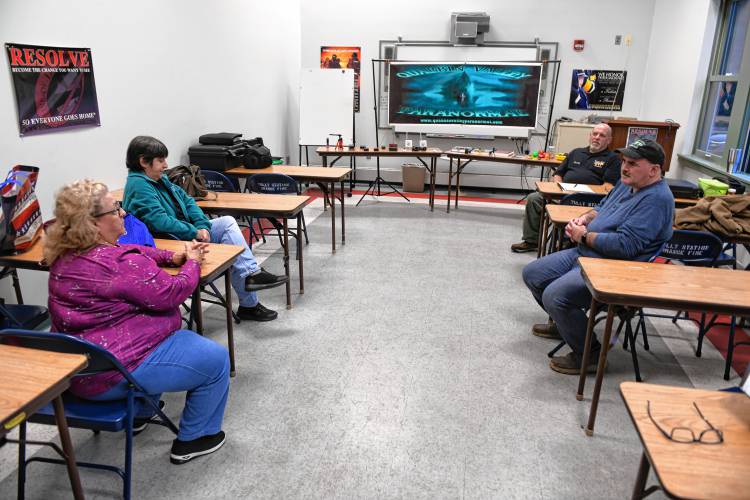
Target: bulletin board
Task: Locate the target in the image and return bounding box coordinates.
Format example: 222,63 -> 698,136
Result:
299,68 -> 355,145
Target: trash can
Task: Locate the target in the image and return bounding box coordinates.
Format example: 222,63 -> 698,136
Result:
402,163 -> 426,193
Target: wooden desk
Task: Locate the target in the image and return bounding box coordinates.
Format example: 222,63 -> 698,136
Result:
0,238 -> 244,376
316,146 -> 444,211
576,258 -> 750,435
620,382 -> 750,500
226,165 -> 351,253
444,153 -> 562,213
535,182 -> 610,257
112,190 -> 310,309
541,205 -> 591,256
0,344 -> 88,499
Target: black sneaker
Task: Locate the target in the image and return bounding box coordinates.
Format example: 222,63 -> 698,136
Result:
245,268 -> 289,291
236,302 -> 278,322
133,400 -> 166,436
170,431 -> 226,465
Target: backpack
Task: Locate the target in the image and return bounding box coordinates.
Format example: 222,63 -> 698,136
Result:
164,165 -> 217,201
242,137 -> 273,169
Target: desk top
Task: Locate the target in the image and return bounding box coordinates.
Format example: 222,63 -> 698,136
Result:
579,257 -> 750,316
447,151 -> 562,167
316,146 -> 443,157
225,165 -> 351,181
545,204 -> 591,225
0,238 -> 242,283
536,181 -> 611,197
0,344 -> 87,434
111,189 -> 310,217
620,382 -> 750,500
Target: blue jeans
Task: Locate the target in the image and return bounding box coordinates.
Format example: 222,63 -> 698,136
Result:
209,216 -> 259,307
522,248 -> 599,354
91,330 -> 230,441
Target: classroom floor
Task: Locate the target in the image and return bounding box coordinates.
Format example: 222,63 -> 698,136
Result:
0,195 -> 739,499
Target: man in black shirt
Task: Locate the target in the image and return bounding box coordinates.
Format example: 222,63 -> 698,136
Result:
511,123 -> 621,253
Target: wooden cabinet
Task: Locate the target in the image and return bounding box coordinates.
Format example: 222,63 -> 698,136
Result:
604,119 -> 680,172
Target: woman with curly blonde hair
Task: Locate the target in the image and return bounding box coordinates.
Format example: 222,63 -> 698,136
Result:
45,180 -> 230,465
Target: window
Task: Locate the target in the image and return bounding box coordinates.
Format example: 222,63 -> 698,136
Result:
694,0 -> 750,178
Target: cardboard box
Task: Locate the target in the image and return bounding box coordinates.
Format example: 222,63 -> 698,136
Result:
402,163 -> 426,192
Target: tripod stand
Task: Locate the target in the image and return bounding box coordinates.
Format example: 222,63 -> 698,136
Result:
356,156 -> 410,206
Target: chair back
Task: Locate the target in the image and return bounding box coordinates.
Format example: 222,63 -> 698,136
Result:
0,304 -> 49,330
202,170 -> 239,192
657,230 -> 724,265
560,192 -> 605,207
0,329 -> 136,381
247,173 -> 299,195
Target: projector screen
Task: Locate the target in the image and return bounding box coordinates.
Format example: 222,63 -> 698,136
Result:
388,62 -> 542,137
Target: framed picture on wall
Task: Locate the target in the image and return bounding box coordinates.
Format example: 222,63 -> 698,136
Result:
626,126 -> 658,146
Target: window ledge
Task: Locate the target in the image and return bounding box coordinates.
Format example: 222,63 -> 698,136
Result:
677,153 -> 750,187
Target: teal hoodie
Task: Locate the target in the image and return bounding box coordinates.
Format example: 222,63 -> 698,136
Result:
123,171 -> 211,241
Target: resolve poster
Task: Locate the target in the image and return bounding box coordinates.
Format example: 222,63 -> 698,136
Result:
569,70 -> 627,111
320,46 -> 361,112
5,43 -> 101,136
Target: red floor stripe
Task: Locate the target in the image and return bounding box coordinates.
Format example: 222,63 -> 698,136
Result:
685,312 -> 750,376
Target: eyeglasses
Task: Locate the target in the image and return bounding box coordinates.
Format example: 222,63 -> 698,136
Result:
92,200 -> 123,218
647,400 -> 724,444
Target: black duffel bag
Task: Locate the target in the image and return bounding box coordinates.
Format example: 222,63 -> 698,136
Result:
199,132 -> 243,146
242,137 -> 272,169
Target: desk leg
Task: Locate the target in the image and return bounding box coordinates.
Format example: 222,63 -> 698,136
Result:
585,304 -> 615,436
430,157 -> 436,212
53,396 -> 85,500
224,270 -> 236,377
538,204 -> 549,259
340,180 -> 346,245
447,159 -> 453,213
330,181 -> 336,254
192,287 -> 203,334
455,168 -> 461,210
283,218 -> 292,309
577,298 -> 599,399
298,213 -> 305,295
631,452 -> 650,500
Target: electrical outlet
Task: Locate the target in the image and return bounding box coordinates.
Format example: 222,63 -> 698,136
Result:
615,35 -> 622,45
624,34 -> 632,46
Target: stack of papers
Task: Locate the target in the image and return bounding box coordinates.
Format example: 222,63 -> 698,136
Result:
558,183 -> 594,193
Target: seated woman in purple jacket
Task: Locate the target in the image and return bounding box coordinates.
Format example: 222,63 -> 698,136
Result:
44,179 -> 229,465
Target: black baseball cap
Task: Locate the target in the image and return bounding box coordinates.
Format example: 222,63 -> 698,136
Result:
616,139 -> 665,167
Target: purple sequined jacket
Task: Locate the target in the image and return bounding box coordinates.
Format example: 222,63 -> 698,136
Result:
48,244 -> 200,397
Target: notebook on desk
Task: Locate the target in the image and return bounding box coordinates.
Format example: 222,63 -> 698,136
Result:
558,182 -> 594,193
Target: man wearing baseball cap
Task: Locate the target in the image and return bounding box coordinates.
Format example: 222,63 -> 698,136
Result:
521,139 -> 674,375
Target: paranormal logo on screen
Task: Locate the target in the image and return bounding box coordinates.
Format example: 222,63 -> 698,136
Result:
389,63 -> 540,127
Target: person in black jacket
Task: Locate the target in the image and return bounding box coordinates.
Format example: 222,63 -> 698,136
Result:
511,123 -> 621,253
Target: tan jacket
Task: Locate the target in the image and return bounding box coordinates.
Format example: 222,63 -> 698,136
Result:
674,195 -> 750,236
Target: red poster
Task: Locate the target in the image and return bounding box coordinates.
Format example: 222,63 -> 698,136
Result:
321,46 -> 361,112
5,43 -> 101,136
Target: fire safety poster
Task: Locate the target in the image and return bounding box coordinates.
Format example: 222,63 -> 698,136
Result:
5,43 -> 101,136
320,46 -> 361,112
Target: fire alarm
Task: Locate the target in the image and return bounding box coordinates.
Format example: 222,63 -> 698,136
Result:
573,39 -> 585,52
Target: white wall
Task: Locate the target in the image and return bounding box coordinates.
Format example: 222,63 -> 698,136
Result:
300,0 -> 658,187
0,0 -> 301,303
639,0 -> 717,180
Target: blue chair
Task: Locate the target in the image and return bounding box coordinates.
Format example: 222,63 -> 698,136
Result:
201,170 -> 260,244
545,192 -> 606,255
0,329 -> 178,500
246,173 -> 309,259
0,302 -> 48,330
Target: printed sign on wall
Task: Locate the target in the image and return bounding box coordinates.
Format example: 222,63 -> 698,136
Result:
5,43 -> 101,136
320,46 -> 361,112
569,69 -> 627,111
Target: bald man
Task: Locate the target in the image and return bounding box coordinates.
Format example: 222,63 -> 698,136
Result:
511,123 -> 621,253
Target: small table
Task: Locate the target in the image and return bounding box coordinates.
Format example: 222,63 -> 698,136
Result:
0,344 -> 88,499
541,204 -> 591,256
576,258 -> 750,436
316,146 -> 444,210
226,165 -> 351,253
535,181 -> 611,257
620,381 -> 750,500
0,238 -> 244,376
445,153 -> 562,213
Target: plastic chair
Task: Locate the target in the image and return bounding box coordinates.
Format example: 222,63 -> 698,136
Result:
0,329 -> 178,500
246,173 -> 309,259
200,170 -> 260,244
545,192 -> 606,255
0,302 -> 49,330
